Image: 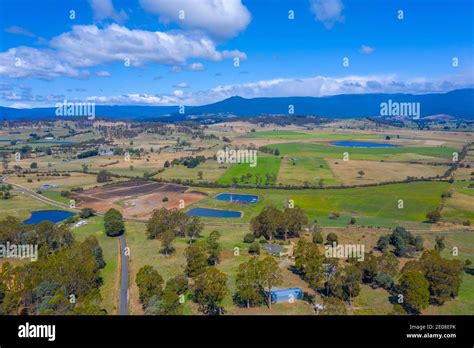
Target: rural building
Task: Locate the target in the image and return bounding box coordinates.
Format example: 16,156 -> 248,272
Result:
263,243 -> 289,258
270,288 -> 303,303
39,183 -> 58,190
99,148 -> 114,156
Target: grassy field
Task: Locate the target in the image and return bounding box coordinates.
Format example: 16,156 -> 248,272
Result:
73,216 -> 120,314
266,142 -> 457,161
328,159 -> 448,185
217,156 -> 281,185
241,130 -> 383,140
125,221 -> 316,315
278,156 -> 340,186
0,189 -> 58,220
155,159 -> 228,183
187,181 -> 450,228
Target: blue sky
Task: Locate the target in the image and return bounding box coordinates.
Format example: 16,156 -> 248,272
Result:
0,0 -> 473,107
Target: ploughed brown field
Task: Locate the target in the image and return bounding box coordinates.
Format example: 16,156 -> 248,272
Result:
73,180 -> 207,220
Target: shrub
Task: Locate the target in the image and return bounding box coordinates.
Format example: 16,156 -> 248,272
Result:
243,233 -> 255,243
248,241 -> 260,255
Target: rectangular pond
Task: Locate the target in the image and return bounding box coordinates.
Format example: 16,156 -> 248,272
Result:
215,193 -> 259,204
186,208 -> 242,218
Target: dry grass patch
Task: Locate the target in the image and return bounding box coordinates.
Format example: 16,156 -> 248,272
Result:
327,159 -> 448,185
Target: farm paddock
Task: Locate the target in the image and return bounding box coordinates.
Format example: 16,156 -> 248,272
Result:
73,180 -> 208,220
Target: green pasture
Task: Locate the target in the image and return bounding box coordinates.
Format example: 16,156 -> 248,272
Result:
266,142 -> 457,161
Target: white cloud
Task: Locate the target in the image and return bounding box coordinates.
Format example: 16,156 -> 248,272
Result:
77,74 -> 473,106
173,90 -> 184,97
359,45 -> 375,55
174,82 -> 189,88
5,26 -> 35,37
310,0 -> 344,29
189,63 -> 205,71
89,0 -> 128,22
140,0 -> 251,39
0,24 -> 245,78
86,93 -> 180,105
0,46 -> 86,79
95,70 -> 111,77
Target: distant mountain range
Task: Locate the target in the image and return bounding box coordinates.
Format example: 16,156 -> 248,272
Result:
1,89 -> 473,121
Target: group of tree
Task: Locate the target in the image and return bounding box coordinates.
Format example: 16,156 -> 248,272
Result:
397,250 -> 464,314
104,208 -> 124,237
234,256 -> 282,309
146,208 -> 203,255
184,232 -> 222,277
171,156 -> 206,169
0,217 -> 106,315
251,206 -> 308,241
79,207 -> 96,219
233,173 -> 277,186
96,170 -> 112,183
0,184 -> 12,200
293,239 -> 324,290
140,232 -> 227,315
357,251 -> 400,290
135,266 -> 186,315
376,226 -> 424,257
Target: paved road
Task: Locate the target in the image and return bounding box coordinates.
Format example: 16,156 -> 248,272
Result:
119,233 -> 129,315
4,176 -> 470,316
3,177 -> 129,315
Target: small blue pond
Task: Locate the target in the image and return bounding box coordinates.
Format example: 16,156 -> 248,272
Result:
331,141 -> 400,148
186,208 -> 242,218
24,210 -> 75,225
215,193 -> 259,204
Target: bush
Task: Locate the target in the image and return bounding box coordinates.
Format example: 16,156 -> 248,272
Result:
248,241 -> 260,255
97,170 -> 112,183
372,273 -> 394,290
162,197 -> 169,202
426,210 -> 441,223
312,230 -> 323,244
326,233 -> 338,245
80,208 -> 95,219
376,235 -> 390,252
243,233 -> 255,243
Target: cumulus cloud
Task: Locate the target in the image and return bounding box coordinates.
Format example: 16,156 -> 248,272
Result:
0,46 -> 86,79
310,0 -> 344,29
89,0 -> 128,22
76,74 -> 473,106
140,0 -> 251,39
0,24 -> 245,78
359,45 -> 375,55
